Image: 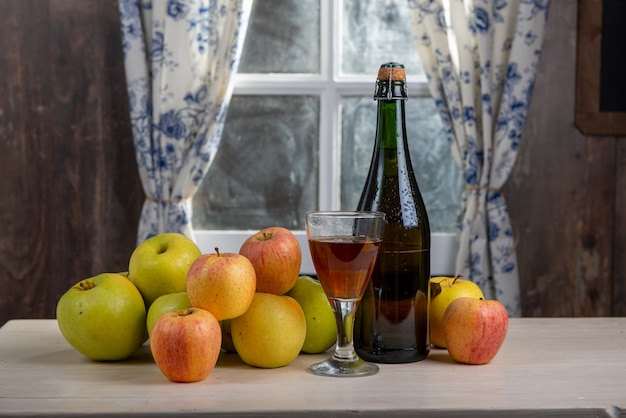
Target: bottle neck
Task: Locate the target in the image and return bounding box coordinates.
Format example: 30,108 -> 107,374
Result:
374,79 -> 408,101
374,82 -> 408,150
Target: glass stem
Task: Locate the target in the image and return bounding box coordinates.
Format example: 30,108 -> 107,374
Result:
330,299 -> 359,362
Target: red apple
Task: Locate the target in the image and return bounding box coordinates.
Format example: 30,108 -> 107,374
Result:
239,227 -> 302,295
150,308 -> 221,383
443,297 -> 508,365
429,276 -> 485,348
186,249 -> 256,321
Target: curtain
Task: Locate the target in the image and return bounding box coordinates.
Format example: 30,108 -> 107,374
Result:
118,0 -> 253,244
407,0 -> 551,316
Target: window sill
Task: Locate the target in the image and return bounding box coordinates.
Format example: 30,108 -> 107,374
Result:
194,230 -> 458,277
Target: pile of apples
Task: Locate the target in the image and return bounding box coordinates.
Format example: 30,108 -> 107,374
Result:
56,226 -> 510,382
56,227 -> 337,383
428,276 -> 509,365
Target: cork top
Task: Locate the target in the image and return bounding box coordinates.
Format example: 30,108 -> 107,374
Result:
374,62 -> 408,100
377,62 -> 406,82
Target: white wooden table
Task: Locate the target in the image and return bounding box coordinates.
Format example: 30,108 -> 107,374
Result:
0,318 -> 625,417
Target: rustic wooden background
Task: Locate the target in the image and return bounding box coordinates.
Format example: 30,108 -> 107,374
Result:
0,0 -> 623,326
0,1 -> 143,325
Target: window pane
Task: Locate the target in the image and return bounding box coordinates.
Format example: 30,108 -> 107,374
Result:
192,96 -> 319,230
238,0 -> 320,74
340,96 -> 462,232
341,0 -> 424,77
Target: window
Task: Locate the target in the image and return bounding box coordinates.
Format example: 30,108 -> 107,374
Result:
192,0 -> 461,275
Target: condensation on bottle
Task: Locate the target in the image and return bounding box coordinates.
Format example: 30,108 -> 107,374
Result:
354,62 -> 431,364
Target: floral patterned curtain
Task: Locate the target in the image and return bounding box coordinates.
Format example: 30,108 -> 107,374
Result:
118,0 -> 252,244
407,0 -> 551,316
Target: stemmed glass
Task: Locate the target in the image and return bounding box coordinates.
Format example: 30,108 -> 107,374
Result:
305,211 -> 384,377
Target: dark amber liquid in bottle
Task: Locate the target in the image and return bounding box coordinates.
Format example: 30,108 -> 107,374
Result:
354,63 -> 431,364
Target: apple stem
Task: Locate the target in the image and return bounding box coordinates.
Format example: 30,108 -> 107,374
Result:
453,274 -> 463,285
261,232 -> 274,241
215,247 -> 220,257
177,309 -> 195,317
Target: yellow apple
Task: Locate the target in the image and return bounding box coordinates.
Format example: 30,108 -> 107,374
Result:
429,275 -> 484,348
231,292 -> 306,368
186,250 -> 257,321
286,276 -> 336,354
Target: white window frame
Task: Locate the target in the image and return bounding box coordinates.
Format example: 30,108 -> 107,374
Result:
194,0 -> 458,276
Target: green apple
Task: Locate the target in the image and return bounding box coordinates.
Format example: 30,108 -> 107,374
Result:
231,292 -> 306,368
286,276 -> 337,354
56,273 -> 147,361
127,232 -> 201,306
146,292 -> 192,336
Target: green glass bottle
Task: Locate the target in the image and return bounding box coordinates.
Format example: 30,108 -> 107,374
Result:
354,62 -> 431,363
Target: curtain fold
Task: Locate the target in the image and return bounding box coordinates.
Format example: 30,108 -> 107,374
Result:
118,0 -> 253,244
408,0 -> 551,316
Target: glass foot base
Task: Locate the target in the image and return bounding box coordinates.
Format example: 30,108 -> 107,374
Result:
309,356 -> 379,377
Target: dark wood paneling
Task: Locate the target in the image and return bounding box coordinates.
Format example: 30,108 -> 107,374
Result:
509,0 -> 619,316
613,140 -> 626,316
0,0 -> 143,326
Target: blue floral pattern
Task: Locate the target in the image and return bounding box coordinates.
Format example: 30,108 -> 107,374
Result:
407,0 -> 551,316
118,0 -> 252,244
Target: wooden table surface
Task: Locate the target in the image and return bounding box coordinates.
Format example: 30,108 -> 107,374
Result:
0,318 -> 625,417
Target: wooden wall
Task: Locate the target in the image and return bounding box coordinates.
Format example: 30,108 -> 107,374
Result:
507,0 -> 625,317
0,0 -> 623,326
0,0 -> 143,326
